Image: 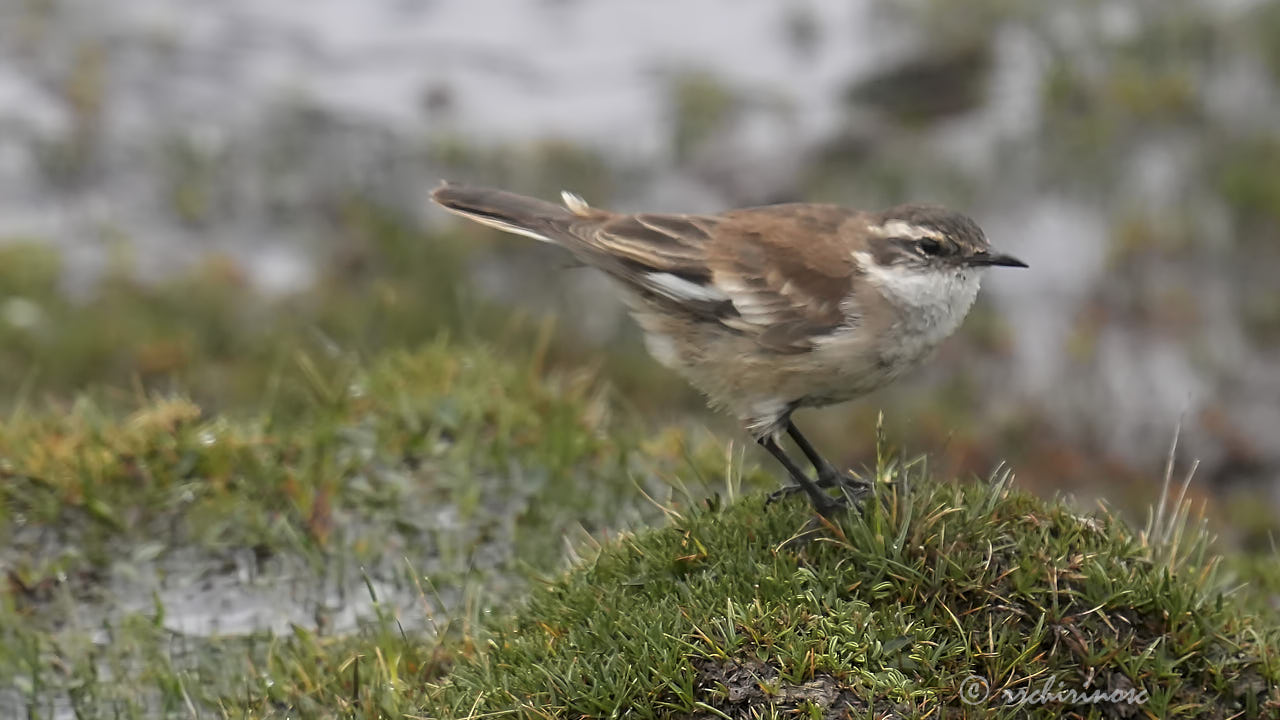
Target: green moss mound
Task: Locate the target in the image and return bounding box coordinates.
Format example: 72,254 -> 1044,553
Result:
3,331 -> 1277,718
427,468 -> 1280,719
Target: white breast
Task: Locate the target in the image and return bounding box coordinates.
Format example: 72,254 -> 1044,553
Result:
861,260 -> 983,365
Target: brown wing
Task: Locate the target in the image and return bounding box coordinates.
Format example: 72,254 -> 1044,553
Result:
574,204 -> 860,353
431,184 -> 860,353
709,205 -> 860,352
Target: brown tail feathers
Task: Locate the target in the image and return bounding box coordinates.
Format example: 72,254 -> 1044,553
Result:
430,182 -> 598,245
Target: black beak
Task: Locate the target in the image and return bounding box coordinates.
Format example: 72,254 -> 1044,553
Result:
967,250 -> 1028,268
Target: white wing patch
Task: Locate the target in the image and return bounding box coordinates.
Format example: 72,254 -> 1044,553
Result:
715,277 -> 792,327
644,272 -> 729,304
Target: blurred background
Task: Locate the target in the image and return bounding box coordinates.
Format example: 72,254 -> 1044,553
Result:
3,0 -> 1280,713
4,0 -> 1278,531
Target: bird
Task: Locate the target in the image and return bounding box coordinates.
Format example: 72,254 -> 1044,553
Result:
430,183 -> 1027,515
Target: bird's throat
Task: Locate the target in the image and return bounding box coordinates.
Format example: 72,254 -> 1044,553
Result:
866,264 -> 982,357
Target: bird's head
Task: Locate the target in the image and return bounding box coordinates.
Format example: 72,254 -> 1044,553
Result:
863,204 -> 1026,272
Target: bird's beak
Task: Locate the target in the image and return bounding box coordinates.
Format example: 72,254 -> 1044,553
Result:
967,250 -> 1028,268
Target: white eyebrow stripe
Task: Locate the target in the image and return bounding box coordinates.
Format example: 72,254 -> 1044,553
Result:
873,220 -> 936,239
645,272 -> 729,303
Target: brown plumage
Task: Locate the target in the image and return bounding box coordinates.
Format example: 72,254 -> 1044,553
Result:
430,183 -> 1026,514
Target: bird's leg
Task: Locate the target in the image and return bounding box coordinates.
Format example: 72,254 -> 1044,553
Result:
786,421 -> 872,498
758,436 -> 843,516
784,421 -> 841,486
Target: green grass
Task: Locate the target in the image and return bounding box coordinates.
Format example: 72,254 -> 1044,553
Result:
0,337 -> 738,609
0,336 -> 775,718
2,332 -> 1278,718
425,460 -> 1280,718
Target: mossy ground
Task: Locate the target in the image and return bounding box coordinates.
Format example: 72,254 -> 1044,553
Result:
428,465 -> 1280,719
7,322 -> 1278,718
0,338 -> 768,718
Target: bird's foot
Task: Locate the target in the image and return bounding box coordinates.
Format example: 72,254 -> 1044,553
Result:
764,483 -> 846,517
766,469 -> 871,508
817,467 -> 873,500
765,482 -> 816,506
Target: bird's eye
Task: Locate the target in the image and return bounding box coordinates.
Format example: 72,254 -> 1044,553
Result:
918,237 -> 943,256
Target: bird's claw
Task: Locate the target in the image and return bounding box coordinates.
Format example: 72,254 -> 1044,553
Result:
765,483 -> 807,505
817,469 -> 872,497
765,470 -> 872,509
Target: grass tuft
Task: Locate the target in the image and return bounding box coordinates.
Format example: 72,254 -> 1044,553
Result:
425,459 -> 1280,718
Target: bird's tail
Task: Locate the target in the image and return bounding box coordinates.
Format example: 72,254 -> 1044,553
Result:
430,182 -> 596,245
